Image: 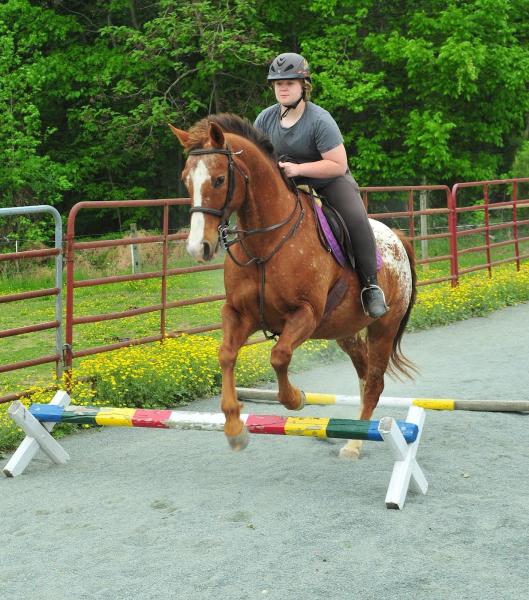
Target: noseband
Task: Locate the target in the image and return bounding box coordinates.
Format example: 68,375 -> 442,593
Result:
187,144 -> 305,340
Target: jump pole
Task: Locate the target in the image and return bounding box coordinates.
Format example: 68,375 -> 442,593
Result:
236,387 -> 529,413
3,394 -> 428,509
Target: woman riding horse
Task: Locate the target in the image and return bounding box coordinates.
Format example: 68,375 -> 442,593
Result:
170,72 -> 417,459
254,52 -> 388,319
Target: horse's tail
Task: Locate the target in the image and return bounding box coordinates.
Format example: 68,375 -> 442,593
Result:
387,230 -> 418,380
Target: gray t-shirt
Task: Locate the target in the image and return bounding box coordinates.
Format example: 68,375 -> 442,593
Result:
254,102 -> 344,187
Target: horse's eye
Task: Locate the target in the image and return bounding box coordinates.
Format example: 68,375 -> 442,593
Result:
213,176 -> 225,188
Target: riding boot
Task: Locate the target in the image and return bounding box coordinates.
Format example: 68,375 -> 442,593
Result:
360,274 -> 389,319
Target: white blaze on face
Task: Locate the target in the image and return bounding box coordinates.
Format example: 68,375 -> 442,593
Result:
186,158 -> 211,260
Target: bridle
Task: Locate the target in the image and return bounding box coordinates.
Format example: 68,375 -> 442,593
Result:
188,146 -> 249,224
187,144 -> 305,339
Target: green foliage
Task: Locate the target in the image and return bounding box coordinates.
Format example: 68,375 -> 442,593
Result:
0,1 -> 74,213
512,141 -> 529,177
303,0 -> 529,186
1,0 -> 529,239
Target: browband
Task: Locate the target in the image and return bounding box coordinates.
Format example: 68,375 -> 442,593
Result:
188,148 -> 243,157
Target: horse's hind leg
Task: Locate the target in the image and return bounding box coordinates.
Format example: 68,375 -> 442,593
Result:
271,303 -> 317,410
338,325 -> 396,458
219,303 -> 257,450
337,332 -> 370,459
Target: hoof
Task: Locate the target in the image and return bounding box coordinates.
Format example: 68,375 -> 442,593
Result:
292,390 -> 306,411
339,441 -> 362,459
227,425 -> 249,451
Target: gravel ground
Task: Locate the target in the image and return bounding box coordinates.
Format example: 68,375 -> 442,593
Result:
1,303 -> 528,600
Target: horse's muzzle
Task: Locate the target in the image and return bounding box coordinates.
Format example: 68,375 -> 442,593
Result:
186,239 -> 214,263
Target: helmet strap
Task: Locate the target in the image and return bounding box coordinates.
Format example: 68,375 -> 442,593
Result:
280,92 -> 305,120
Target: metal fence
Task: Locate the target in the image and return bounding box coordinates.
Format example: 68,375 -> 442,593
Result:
0,206 -> 63,403
451,178 -> 529,283
1,177 -> 529,403
63,199 -> 224,372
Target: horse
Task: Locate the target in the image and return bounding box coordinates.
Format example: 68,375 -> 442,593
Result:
169,113 -> 417,458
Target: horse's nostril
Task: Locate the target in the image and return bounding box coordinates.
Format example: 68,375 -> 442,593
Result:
202,242 -> 211,261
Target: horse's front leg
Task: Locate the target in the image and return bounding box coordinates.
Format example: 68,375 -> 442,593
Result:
219,303 -> 257,450
271,303 -> 318,410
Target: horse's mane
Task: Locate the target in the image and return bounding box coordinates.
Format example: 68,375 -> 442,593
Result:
187,113 -> 276,160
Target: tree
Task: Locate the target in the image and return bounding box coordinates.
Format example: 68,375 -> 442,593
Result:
2,0 -> 529,241
301,0 -> 529,186
0,1 -> 75,208
47,0 -> 277,231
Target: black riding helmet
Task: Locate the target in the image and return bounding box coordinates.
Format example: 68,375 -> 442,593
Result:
268,53 -> 311,119
267,53 -> 311,82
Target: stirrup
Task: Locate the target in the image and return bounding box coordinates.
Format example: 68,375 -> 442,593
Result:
360,284 -> 389,318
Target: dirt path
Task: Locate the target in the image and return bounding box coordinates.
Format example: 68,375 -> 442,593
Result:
1,304 -> 528,600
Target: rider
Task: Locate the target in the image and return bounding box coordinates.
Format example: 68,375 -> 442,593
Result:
254,52 -> 388,319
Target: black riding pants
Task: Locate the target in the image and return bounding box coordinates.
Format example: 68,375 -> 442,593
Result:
313,174 -> 378,283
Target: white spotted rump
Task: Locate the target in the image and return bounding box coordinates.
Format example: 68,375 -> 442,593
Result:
370,218 -> 413,305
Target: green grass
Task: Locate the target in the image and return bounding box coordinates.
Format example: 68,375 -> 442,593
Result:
0,245 -> 226,392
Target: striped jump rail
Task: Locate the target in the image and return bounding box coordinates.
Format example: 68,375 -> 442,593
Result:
26,403 -> 420,443
3,392 -> 428,509
236,388 -> 529,413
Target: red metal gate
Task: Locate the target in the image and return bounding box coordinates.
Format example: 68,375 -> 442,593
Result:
451,178 -> 529,284
2,178 -> 529,403
63,199 -> 225,372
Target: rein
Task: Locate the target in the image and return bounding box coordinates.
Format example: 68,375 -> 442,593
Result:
187,145 -> 305,339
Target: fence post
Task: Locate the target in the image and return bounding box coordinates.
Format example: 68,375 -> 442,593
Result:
448,186 -> 459,286
130,223 -> 141,274
419,187 -> 429,269
15,238 -> 20,274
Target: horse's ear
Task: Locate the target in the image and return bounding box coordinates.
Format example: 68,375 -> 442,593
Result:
168,124 -> 190,147
208,121 -> 225,148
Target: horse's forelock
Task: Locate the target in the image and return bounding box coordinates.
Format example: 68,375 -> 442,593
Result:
186,119 -> 211,151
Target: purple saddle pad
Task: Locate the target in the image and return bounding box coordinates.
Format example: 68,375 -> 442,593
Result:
313,200 -> 382,271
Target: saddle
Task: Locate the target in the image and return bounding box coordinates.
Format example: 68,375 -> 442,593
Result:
297,185 -> 357,271
276,157 -> 357,269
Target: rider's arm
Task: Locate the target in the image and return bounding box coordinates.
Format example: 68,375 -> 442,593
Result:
278,144 -> 348,179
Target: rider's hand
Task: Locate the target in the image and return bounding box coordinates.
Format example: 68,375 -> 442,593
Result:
278,161 -> 301,178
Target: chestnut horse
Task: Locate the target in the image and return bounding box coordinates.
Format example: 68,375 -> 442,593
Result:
170,114 -> 417,458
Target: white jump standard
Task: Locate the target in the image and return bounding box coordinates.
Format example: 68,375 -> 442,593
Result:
4,393 -> 428,509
